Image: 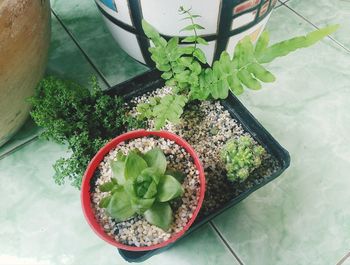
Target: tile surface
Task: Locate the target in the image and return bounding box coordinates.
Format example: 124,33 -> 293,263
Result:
1,0 -> 350,264
51,0 -> 148,87
47,14 -> 106,86
0,140 -> 239,265
213,5 -> 350,265
286,0 -> 350,51
0,119 -> 40,159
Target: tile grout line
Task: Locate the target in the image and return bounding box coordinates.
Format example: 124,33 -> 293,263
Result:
281,2 -> 350,53
51,9 -> 111,88
0,135 -> 39,161
209,222 -> 245,265
336,252 -> 350,265
275,0 -> 290,9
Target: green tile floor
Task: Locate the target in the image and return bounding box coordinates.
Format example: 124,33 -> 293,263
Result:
1,1 -> 350,264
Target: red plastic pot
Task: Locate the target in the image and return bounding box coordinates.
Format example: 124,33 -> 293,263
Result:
81,130 -> 206,251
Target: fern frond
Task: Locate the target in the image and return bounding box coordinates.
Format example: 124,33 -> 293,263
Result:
257,24 -> 339,63
152,95 -> 188,129
202,24 -> 339,98
139,12 -> 339,130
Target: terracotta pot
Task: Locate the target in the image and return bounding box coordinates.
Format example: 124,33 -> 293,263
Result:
0,0 -> 51,146
95,0 -> 277,66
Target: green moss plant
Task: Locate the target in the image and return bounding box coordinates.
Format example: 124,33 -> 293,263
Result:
29,76 -> 144,188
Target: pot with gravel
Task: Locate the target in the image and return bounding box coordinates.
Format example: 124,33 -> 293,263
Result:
81,130 -> 205,251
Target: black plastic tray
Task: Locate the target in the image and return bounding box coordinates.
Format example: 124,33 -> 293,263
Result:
105,68 -> 291,262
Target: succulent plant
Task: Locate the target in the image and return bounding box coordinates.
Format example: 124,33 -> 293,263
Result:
98,148 -> 184,231
221,136 -> 265,182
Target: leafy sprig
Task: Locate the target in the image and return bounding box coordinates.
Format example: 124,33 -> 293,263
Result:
99,148 -> 184,231
138,6 -> 339,129
29,77 -> 144,188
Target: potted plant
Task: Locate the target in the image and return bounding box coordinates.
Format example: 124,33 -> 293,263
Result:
81,130 -> 205,251
29,5 -> 338,262
95,0 -> 279,66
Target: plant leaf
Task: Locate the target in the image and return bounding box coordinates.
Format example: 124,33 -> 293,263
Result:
116,151 -> 126,162
237,69 -> 261,90
255,31 -> 270,57
161,71 -> 173,80
237,36 -> 254,67
143,148 -> 167,174
167,37 -> 179,51
152,94 -> 188,129
144,202 -> 173,230
227,72 -> 244,95
257,24 -> 340,63
156,63 -> 171,72
131,197 -> 155,213
141,167 -> 161,185
179,46 -> 195,55
180,24 -> 205,32
124,151 -> 148,180
143,181 -> 158,199
106,189 -> 135,221
247,63 -> 276,82
110,160 -> 125,185
99,181 -> 115,192
99,195 -> 111,208
157,175 -> 184,202
181,36 -> 197,43
142,19 -> 160,40
196,37 -> 209,45
193,48 -> 207,64
181,15 -> 201,20
178,56 -> 193,67
189,61 -> 202,75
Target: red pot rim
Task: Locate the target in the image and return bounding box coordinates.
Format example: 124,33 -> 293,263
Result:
81,130 -> 206,251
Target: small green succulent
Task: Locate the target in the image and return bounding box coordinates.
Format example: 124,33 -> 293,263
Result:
98,148 -> 185,231
221,136 -> 266,182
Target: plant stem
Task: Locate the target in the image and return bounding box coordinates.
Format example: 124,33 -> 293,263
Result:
180,7 -> 198,50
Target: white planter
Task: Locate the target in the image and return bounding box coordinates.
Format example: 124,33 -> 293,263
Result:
95,0 -> 277,65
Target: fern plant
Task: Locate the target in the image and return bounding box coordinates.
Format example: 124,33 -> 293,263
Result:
137,6 -> 339,129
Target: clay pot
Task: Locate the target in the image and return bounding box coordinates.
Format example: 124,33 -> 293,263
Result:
0,0 -> 51,146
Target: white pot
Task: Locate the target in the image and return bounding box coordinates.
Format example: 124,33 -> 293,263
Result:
95,0 -> 277,66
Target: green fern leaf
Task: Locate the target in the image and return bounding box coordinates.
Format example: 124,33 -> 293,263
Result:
255,31 -> 270,57
180,24 -> 205,31
196,37 -> 209,45
257,24 -> 339,63
247,63 -> 275,83
193,48 -> 207,64
142,20 -> 160,40
237,69 -> 261,90
227,72 -> 244,95
152,95 -> 188,129
181,36 -> 197,43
